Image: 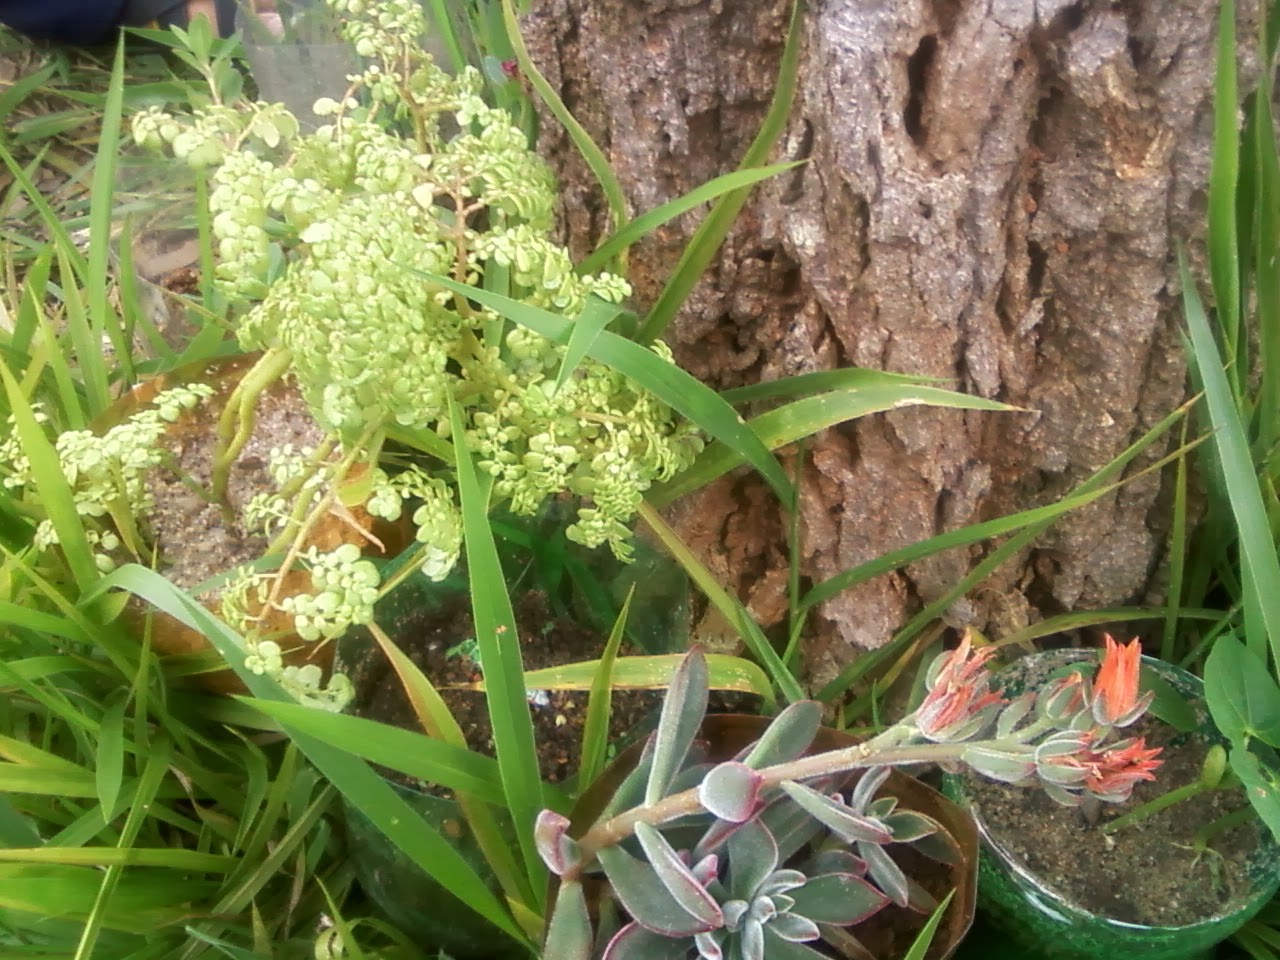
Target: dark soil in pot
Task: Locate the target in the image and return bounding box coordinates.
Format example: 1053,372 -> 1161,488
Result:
962,713 -> 1255,927
344,587 -> 757,789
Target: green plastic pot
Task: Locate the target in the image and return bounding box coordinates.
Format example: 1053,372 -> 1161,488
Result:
944,649 -> 1280,960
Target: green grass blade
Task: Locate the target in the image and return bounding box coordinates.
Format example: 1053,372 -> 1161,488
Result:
421,271 -> 793,504
576,162 -> 803,276
507,652 -> 774,699
501,0 -> 628,233
638,501 -> 797,703
74,733 -> 172,960
55,245 -> 109,419
0,847 -> 236,871
799,481 -> 1123,615
554,294 -> 623,393
449,393 -> 548,910
636,0 -> 807,343
997,606 -> 1225,649
717,367 -> 937,405
0,359 -> 98,591
901,889 -> 954,960
1249,32 -> 1280,473
577,589 -> 631,792
94,697 -> 126,816
650,384 -> 1016,506
1181,252 -> 1280,666
236,699 -> 506,804
1162,417 -> 1191,660
91,564 -> 532,947
85,38 -> 134,398
815,402 -> 1192,702
369,622 -> 541,905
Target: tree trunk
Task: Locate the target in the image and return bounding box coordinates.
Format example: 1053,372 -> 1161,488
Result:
522,0 -> 1255,685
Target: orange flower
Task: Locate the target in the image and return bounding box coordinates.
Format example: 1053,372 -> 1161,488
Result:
1091,635 -> 1150,727
915,634 -> 1005,742
1036,734 -> 1163,803
1080,738 -> 1164,803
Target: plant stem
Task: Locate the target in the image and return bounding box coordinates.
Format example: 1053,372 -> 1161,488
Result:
211,347 -> 293,507
575,732 -> 971,858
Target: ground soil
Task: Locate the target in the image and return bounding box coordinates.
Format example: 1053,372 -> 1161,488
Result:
964,707 -> 1258,927
345,588 -> 674,790
142,358 -> 328,595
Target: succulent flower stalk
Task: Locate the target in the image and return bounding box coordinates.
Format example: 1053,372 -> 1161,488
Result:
537,637 -> 1164,959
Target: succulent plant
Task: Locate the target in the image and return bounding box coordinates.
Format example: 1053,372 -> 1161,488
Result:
536,637 -> 1164,959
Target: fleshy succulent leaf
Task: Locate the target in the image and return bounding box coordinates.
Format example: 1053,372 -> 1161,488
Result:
646,649 -> 710,805
727,819 -> 780,901
699,762 -> 764,823
859,840 -> 910,907
760,777 -> 837,863
756,869 -> 806,896
633,821 -> 725,929
903,874 -> 940,914
767,912 -> 821,942
741,700 -> 823,767
759,927 -> 833,960
693,816 -> 746,862
962,744 -> 1036,783
866,796 -> 897,819
535,810 -> 582,876
599,839 -> 722,936
996,692 -> 1035,738
849,765 -> 891,812
787,872 -> 890,925
542,878 -> 594,960
780,781 -> 893,844
742,917 -> 765,960
804,848 -> 867,878
881,810 -> 940,843
602,920 -> 691,960
907,825 -> 961,866
605,733 -> 658,817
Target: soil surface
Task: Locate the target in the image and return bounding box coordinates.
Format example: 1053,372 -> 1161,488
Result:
964,713 -> 1258,928
346,588 -> 674,790
143,359 -> 328,595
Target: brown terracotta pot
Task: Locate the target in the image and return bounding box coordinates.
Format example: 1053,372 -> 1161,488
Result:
102,354 -> 406,692
556,713 -> 978,960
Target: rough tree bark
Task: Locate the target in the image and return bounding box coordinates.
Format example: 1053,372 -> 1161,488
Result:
522,0 -> 1255,686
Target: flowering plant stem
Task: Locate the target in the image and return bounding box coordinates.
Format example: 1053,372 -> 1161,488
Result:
575,716 -> 1056,859
211,346 -> 293,505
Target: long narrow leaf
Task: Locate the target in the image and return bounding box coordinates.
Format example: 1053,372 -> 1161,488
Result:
1208,0 -> 1241,384
636,0 -> 807,343
651,384 -> 1016,506
449,393 -> 548,909
638,502 -> 802,702
1182,253 -> 1280,666
90,565 -> 531,947
0,360 -> 98,590
577,589 -> 631,790
237,699 -> 507,804
501,0 -> 628,233
577,162 -> 803,276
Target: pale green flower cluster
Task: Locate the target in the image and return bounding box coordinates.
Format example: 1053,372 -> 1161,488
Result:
366,464 -> 462,581
0,385 -> 214,572
131,0 -> 701,567
280,543 -> 381,642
